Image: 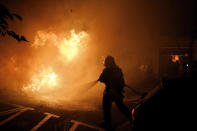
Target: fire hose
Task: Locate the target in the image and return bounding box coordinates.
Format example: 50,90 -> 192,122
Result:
81,80 -> 147,99
125,84 -> 147,99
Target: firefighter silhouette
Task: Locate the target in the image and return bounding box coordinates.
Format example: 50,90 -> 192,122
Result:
98,56 -> 133,130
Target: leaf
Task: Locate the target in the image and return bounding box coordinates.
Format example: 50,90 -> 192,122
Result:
0,4 -> 27,42
0,19 -> 8,26
14,34 -> 20,41
7,30 -> 15,36
1,32 -> 6,37
0,5 -> 12,20
6,30 -> 28,42
0,24 -> 7,30
7,13 -> 14,20
13,13 -> 22,21
20,36 -> 28,42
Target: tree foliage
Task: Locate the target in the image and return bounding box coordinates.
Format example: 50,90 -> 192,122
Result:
0,3 -> 28,42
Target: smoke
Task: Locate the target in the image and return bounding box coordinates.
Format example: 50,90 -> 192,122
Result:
1,0 -> 195,110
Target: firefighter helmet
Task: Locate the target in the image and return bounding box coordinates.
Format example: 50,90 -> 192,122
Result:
104,56 -> 116,67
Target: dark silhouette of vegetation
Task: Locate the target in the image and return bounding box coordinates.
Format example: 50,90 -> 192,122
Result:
0,3 -> 28,42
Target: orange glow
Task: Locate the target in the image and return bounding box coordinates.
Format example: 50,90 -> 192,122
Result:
59,30 -> 88,61
33,29 -> 88,61
171,55 -> 180,63
23,29 -> 88,93
23,67 -> 57,93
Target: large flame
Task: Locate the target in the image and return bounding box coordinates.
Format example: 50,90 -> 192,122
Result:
23,29 -> 88,93
59,30 -> 88,61
23,67 -> 57,93
33,29 -> 88,61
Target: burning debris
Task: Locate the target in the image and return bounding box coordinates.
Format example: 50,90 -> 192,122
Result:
0,28 -> 103,111
22,29 -> 89,94
22,67 -> 57,93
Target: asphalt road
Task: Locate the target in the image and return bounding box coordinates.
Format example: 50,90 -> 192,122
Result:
0,79 -> 156,131
0,96 -> 139,131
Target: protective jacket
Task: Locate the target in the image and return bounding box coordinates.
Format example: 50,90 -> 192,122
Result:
98,66 -> 125,98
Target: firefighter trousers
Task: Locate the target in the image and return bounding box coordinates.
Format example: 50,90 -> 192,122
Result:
102,93 -> 133,126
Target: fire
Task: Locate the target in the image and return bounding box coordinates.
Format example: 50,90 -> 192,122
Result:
23,67 -> 57,93
23,29 -> 88,93
59,30 -> 87,60
33,29 -> 88,61
171,55 -> 180,63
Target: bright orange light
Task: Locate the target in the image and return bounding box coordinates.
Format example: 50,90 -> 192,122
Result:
24,29 -> 88,93
58,30 -> 88,61
23,67 -> 57,93
171,55 -> 179,63
33,29 -> 88,61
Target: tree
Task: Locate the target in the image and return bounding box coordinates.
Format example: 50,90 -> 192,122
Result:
0,3 -> 28,42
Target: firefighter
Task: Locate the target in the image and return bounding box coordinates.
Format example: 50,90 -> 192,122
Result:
98,56 -> 133,130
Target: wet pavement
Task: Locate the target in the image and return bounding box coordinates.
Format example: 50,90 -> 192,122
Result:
0,97 -> 138,131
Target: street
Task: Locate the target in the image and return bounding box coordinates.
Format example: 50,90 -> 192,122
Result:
0,94 -> 139,131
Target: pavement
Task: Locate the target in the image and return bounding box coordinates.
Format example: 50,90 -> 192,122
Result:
0,102 -> 103,131
0,78 -> 157,131
0,95 -> 140,131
